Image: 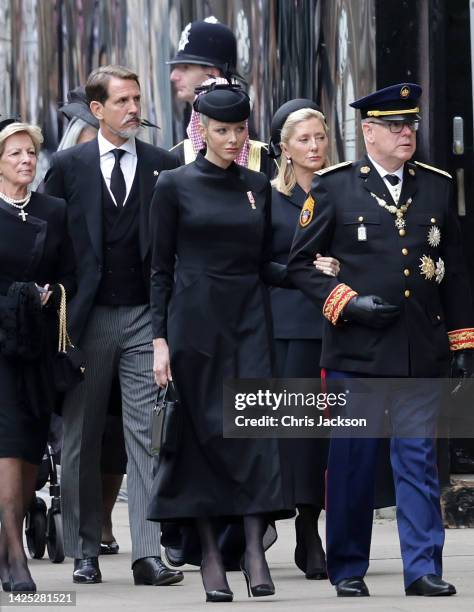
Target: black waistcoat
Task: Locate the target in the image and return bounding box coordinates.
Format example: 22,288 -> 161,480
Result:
95,175 -> 148,306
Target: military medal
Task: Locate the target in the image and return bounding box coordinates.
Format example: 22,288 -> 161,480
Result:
419,255 -> 435,280
246,191 -> 256,209
428,225 -> 441,247
435,258 -> 445,283
357,224 -> 367,241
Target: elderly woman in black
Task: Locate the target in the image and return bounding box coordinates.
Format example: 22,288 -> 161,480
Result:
148,84 -> 295,602
0,120 -> 75,592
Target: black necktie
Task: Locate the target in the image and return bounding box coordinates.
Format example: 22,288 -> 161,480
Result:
110,149 -> 126,207
385,174 -> 400,187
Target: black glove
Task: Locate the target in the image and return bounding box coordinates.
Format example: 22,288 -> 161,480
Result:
451,349 -> 474,395
342,295 -> 400,329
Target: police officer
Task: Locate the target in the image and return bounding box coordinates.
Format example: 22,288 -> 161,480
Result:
168,18 -> 273,175
288,83 -> 474,597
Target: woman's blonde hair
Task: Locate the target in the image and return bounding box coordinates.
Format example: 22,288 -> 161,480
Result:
273,108 -> 328,196
0,122 -> 43,157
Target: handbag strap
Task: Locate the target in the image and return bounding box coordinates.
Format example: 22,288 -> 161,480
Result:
57,284 -> 74,353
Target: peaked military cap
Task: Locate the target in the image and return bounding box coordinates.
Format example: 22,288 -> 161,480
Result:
168,18 -> 238,76
193,83 -> 250,122
268,98 -> 323,158
59,86 -> 99,129
350,83 -> 422,121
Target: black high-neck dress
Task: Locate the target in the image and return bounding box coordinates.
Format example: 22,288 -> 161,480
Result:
147,153 -> 292,525
0,191 -> 75,464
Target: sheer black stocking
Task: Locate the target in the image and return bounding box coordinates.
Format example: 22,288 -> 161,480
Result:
196,518 -> 230,593
101,474 -> 123,543
242,514 -> 273,588
0,458 -> 38,587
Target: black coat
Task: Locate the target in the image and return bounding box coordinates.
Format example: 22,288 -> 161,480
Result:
288,156 -> 474,376
148,153 -> 291,521
0,192 -> 75,463
270,185 -> 323,339
43,137 -> 177,342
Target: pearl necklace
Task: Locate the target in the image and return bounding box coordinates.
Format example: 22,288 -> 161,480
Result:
0,191 -> 32,221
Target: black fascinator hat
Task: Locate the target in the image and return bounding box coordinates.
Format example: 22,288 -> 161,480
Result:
59,86 -> 99,129
193,82 -> 250,123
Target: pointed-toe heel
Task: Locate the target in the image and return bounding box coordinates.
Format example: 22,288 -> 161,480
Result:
199,567 -> 233,603
240,563 -> 275,598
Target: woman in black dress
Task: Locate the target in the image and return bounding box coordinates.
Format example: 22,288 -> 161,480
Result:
148,84 -> 293,602
0,120 -> 75,592
268,100 -> 339,580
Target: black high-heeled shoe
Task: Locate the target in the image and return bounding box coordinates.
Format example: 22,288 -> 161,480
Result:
240,560 -> 275,597
199,567 -> 233,603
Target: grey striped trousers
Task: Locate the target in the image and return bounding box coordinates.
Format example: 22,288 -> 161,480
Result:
61,304 -> 161,564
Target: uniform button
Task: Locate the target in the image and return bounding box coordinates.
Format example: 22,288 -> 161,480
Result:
436,315 -> 441,321
402,248 -> 408,255
399,229 -> 406,237
404,269 -> 410,276
431,218 -> 436,223
358,216 -> 364,222
404,290 -> 410,298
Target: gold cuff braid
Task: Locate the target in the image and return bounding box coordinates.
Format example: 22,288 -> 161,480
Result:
323,283 -> 358,326
448,328 -> 474,351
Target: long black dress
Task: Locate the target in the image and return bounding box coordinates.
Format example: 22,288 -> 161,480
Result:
270,185 -> 328,509
147,153 -> 293,524
0,192 -> 75,464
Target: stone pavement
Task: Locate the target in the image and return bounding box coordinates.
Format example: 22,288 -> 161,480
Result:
15,502 -> 474,612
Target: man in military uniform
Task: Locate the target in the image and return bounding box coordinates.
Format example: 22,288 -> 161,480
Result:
167,18 -> 273,175
288,83 -> 474,597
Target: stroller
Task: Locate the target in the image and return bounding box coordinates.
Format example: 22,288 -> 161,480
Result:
24,443 -> 65,563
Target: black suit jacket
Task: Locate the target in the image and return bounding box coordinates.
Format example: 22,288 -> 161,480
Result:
288,156 -> 474,377
44,137 -> 177,342
270,185 -> 323,339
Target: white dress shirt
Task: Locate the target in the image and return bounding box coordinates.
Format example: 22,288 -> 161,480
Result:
368,155 -> 404,204
98,131 -> 138,206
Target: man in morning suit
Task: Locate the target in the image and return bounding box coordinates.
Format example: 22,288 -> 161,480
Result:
44,65 -> 183,587
288,83 -> 474,597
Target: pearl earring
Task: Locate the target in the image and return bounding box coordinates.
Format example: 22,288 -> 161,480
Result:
286,157 -> 292,165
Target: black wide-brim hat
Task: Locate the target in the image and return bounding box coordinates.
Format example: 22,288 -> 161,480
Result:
350,82 -> 422,121
268,98 -> 323,158
59,86 -> 99,129
193,84 -> 250,122
167,19 -> 238,75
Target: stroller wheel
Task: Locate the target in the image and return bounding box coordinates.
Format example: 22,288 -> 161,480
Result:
25,497 -> 47,559
46,510 -> 65,564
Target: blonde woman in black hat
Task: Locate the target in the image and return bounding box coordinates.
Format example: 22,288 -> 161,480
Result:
0,119 -> 75,592
148,83 -> 293,602
268,100 -> 338,581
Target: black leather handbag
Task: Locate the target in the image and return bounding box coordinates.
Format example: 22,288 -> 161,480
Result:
52,284 -> 85,392
151,381 -> 181,456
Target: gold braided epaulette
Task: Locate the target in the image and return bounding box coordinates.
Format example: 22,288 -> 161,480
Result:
316,161 -> 353,176
414,161 -> 452,179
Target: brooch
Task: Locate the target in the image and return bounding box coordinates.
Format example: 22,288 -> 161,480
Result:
428,226 -> 441,248
419,255 -> 435,280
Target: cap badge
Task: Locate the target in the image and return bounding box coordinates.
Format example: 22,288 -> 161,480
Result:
419,255 -> 435,280
400,85 -> 410,99
178,23 -> 192,51
300,195 -> 315,227
360,166 -> 371,175
428,226 -> 441,248
153,170 -> 159,176
246,191 -> 256,209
